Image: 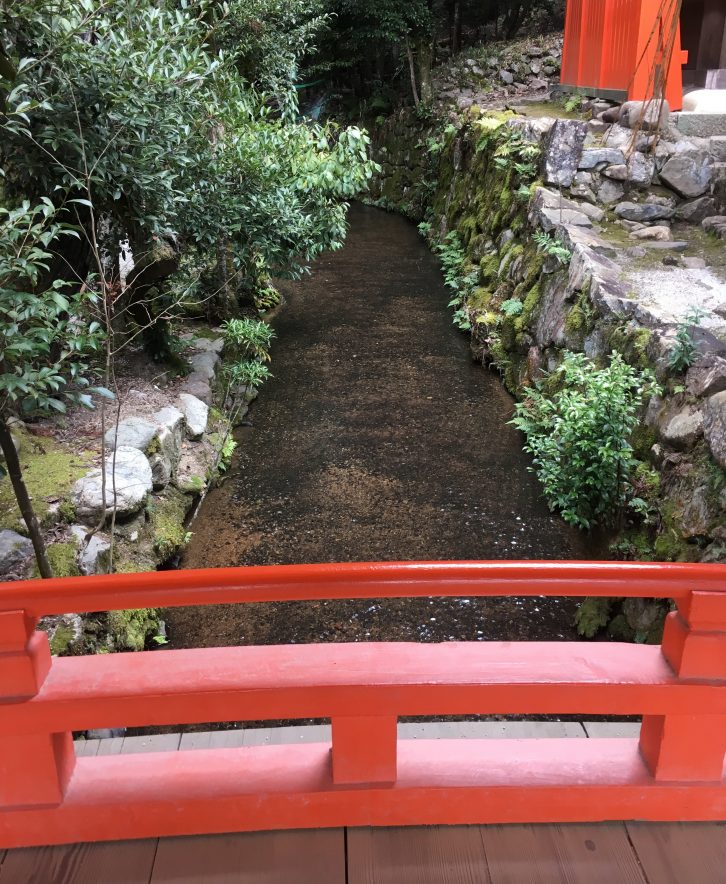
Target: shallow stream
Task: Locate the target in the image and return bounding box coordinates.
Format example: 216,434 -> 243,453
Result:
170,205 -> 602,650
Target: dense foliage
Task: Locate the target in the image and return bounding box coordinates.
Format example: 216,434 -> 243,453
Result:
0,0 -> 378,574
511,352 -> 659,529
1,0 -> 378,313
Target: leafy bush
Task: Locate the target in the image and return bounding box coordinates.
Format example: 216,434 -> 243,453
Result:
0,200 -> 106,416
222,318 -> 276,362
668,308 -> 704,373
510,351 -> 660,529
224,360 -> 273,390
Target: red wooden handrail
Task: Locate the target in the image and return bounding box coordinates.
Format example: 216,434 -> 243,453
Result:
1,561 -> 725,847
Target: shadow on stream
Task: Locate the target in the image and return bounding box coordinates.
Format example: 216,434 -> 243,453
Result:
169,205 -> 604,651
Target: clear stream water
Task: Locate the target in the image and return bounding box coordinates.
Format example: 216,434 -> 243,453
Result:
170,204 -> 602,651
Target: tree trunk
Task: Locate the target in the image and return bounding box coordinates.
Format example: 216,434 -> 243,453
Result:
452,1 -> 462,54
0,413 -> 53,578
417,40 -> 435,105
405,37 -> 420,107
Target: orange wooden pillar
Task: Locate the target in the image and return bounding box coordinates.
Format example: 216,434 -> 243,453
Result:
0,611 -> 75,808
331,716 -> 397,785
631,0 -> 685,110
640,592 -> 726,781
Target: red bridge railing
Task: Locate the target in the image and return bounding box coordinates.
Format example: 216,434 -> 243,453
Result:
1,561 -> 725,847
561,0 -> 686,110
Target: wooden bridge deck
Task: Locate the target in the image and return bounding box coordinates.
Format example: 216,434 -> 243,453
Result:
2,723 -> 725,883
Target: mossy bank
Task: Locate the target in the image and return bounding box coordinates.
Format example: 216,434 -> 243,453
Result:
369,103 -> 726,640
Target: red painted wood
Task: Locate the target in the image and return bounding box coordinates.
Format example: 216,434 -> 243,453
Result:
0,732 -> 74,809
560,0 -> 685,109
1,560 -> 725,844
0,631 -> 51,699
332,717 -> 397,785
639,715 -> 726,782
661,612 -> 726,679
678,592 -> 726,631
2,561 -> 726,619
2,642 -> 725,738
1,741 -> 725,848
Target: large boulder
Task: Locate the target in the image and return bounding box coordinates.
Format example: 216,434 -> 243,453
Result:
598,179 -> 626,204
70,526 -> 111,575
658,404 -> 703,449
675,196 -> 718,223
149,406 -> 185,489
104,417 -> 157,451
0,529 -> 34,580
578,148 -> 625,170
543,119 -> 588,187
72,447 -> 153,524
601,153 -> 654,188
703,392 -> 726,468
618,99 -> 670,131
660,152 -> 713,198
686,356 -> 726,398
178,393 -> 209,440
703,215 -> 726,239
615,201 -> 674,222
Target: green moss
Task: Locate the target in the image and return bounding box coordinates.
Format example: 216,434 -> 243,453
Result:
106,608 -> 160,651
479,253 -> 501,284
0,434 -> 93,532
178,474 -> 205,495
58,499 -> 77,523
653,525 -> 690,562
148,486 -> 190,561
48,623 -> 78,656
517,280 -> 542,329
32,541 -> 79,579
575,597 -> 612,637
630,424 -> 658,461
114,558 -> 157,574
633,460 -> 660,496
607,323 -> 654,370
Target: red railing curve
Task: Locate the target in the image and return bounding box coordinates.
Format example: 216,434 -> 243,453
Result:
1,560 -> 725,847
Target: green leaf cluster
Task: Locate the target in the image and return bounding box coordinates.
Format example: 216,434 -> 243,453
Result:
0,200 -> 105,416
510,351 -> 660,529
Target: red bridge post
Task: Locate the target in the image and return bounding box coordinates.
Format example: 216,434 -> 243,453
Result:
639,591 -> 726,781
0,610 -> 75,808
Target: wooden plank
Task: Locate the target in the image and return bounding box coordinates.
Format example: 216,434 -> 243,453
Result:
7,641 -> 724,738
480,823 -> 647,883
348,826 -> 490,884
398,722 -> 586,739
0,840 -> 158,883
96,737 -> 125,756
74,739 -> 100,757
179,731 -> 214,750
626,822 -> 726,884
120,734 -> 181,754
150,829 -> 345,883
582,722 -> 641,738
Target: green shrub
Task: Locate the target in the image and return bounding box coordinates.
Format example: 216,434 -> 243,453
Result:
668,308 -> 704,373
510,351 -> 660,529
224,360 -> 272,389
221,318 -> 275,362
